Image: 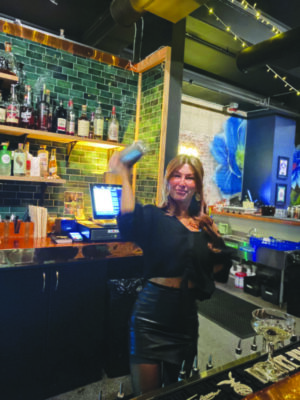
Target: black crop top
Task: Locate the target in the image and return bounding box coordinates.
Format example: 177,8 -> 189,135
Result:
117,204 -> 232,300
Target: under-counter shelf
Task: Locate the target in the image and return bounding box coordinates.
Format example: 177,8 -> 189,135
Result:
0,175 -> 66,184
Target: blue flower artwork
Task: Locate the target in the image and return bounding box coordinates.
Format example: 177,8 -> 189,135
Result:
210,117 -> 247,196
290,146 -> 300,205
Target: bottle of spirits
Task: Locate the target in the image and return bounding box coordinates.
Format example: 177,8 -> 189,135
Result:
56,99 -> 67,134
0,142 -> 11,176
89,112 -> 95,139
13,143 -> 26,176
46,90 -> 54,132
24,142 -> 32,176
77,105 -> 89,137
66,99 -> 76,135
38,84 -> 49,131
48,148 -> 57,177
20,85 -> 34,129
6,84 -> 20,126
93,102 -> 104,139
0,91 -> 6,124
37,144 -> 49,178
107,105 -> 119,142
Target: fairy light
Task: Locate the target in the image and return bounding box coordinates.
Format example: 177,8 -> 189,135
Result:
205,2 -> 300,97
266,64 -> 300,95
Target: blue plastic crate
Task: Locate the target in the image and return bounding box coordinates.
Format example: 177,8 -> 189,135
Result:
249,236 -> 300,251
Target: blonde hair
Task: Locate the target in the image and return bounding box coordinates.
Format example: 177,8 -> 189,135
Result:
160,154 -> 204,215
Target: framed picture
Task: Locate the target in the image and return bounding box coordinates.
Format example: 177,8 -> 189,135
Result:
277,156 -> 289,179
275,184 -> 287,205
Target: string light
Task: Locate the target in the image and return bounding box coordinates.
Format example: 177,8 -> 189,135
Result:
204,2 -> 300,97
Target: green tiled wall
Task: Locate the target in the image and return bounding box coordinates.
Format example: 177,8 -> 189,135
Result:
0,32 -> 165,217
136,66 -> 164,205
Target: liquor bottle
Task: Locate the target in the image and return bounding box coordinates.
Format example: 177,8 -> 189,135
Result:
24,142 -> 32,176
38,84 -> 49,131
37,144 -> 49,178
93,102 -> 104,139
48,148 -> 57,177
13,143 -> 26,176
0,142 -> 11,176
66,99 -> 76,135
20,85 -> 34,129
107,105 -> 119,141
77,105 -> 89,137
89,112 -> 95,139
6,84 -> 20,126
0,91 -> 6,124
55,99 -> 67,134
46,90 -> 54,132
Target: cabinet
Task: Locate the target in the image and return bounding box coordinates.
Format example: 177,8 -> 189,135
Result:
0,260 -> 107,400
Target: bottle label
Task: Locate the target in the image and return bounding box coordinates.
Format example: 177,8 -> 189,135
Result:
21,110 -> 32,123
78,120 -> 89,137
6,105 -> 19,124
108,122 -> 118,141
94,118 -> 104,138
13,152 -> 26,174
57,118 -> 67,132
0,108 -> 6,123
67,120 -> 75,135
1,154 -> 11,165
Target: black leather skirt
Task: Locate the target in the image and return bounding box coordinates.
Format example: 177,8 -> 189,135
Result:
129,280 -> 198,366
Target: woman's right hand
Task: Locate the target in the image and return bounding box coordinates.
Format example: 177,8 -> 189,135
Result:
108,151 -> 130,176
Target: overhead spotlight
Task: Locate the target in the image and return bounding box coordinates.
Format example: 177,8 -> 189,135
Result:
50,0 -> 58,5
226,102 -> 239,113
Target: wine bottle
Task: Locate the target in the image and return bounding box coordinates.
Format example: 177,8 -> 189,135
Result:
94,102 -> 104,139
13,143 -> 26,176
56,99 -> 67,134
20,85 -> 34,129
66,98 -> 76,135
6,84 -> 20,126
49,148 -> 57,177
38,84 -> 48,131
77,105 -> 89,137
107,105 -> 119,141
0,91 -> 6,124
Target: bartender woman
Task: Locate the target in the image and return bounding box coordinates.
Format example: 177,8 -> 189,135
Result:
109,152 -> 232,396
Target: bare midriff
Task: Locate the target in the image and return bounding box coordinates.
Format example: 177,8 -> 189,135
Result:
149,277 -> 195,289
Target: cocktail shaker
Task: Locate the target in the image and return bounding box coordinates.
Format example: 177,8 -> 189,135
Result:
119,140 -> 147,167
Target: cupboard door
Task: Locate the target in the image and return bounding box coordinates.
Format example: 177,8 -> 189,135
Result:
46,260 -> 107,397
0,267 -> 49,400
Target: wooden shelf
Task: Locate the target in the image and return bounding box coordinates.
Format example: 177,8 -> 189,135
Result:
0,124 -> 125,149
0,72 -> 18,83
0,175 -> 66,184
212,210 -> 300,226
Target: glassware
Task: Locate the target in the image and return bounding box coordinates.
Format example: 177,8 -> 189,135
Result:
251,308 -> 295,381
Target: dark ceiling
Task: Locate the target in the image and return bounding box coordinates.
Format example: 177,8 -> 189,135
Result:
1,0 -> 300,117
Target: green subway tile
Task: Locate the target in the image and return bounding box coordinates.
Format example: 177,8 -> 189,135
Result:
26,50 -> 43,60
82,79 -> 97,88
74,64 -> 88,73
56,80 -> 72,89
68,76 -> 82,84
55,86 -> 69,95
58,59 -> 73,69
73,84 -> 86,92
76,56 -> 91,66
63,67 -> 77,77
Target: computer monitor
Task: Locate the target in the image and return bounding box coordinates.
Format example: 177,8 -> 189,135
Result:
90,183 -> 122,221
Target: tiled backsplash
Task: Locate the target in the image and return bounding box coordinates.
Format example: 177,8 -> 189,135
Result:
0,32 -> 164,218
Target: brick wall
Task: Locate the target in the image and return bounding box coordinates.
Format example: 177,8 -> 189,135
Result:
0,32 -> 166,218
